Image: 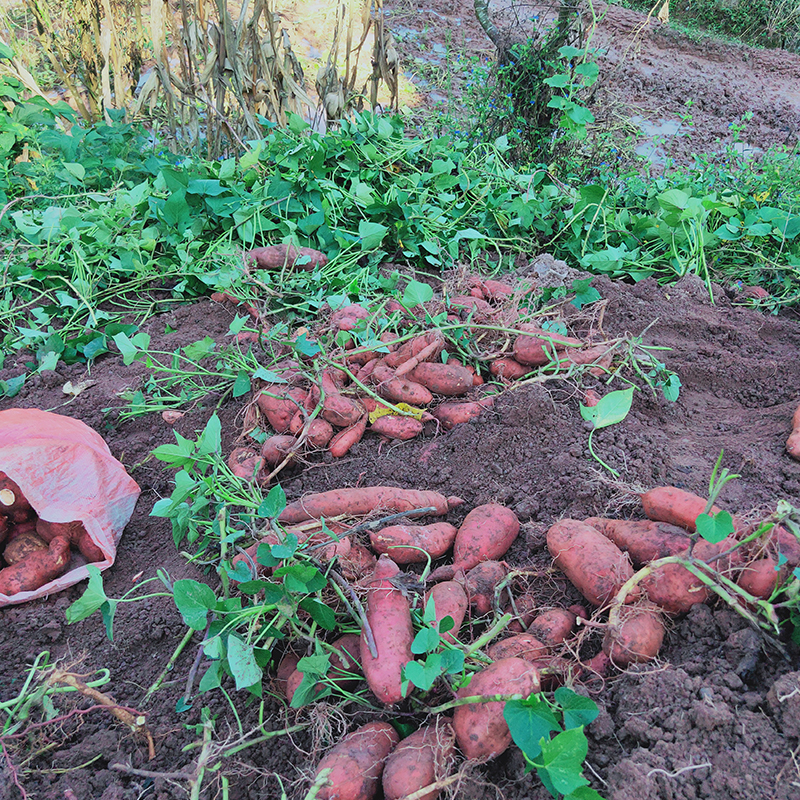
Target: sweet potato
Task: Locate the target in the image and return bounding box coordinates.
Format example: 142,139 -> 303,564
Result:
370,522 -> 458,564
0,536 -> 71,595
382,719 -> 456,800
314,721 -> 399,800
465,560 -> 507,616
737,557 -> 779,599
786,403 -> 800,460
428,504 -> 519,582
584,517 -> 692,564
546,519 -> 636,607
321,373 -> 364,428
487,633 -> 548,663
409,362 -> 474,396
360,555 -> 415,705
36,519 -> 103,563
567,345 -> 612,366
453,658 -> 540,760
261,435 -> 298,466
328,633 -> 363,688
504,591 -> 538,633
384,334 -> 436,369
372,367 -> 433,406
393,336 -> 444,379
275,651 -> 301,699
329,415 -> 368,458
331,304 -> 370,331
0,515 -> 8,547
640,486 -> 723,532
483,279 -> 516,301
0,472 -> 33,523
340,543 -> 377,583
775,525 -> 800,567
257,385 -> 306,434
424,581 -> 468,643
432,396 -> 496,430
603,604 -> 665,667
528,608 -> 577,646
280,487 -> 463,524
227,447 -> 263,481
370,415 -> 424,441
449,295 -> 493,314
3,529 -> 48,565
245,244 -> 328,271
307,419 -> 335,448
513,326 -> 582,366
489,357 -> 530,381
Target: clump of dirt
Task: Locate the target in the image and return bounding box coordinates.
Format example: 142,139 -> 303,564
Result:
2,270 -> 800,800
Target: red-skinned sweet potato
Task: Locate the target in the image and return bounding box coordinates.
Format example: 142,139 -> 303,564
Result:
370,522 -> 458,564
279,487 -> 463,524
360,555 -> 415,705
371,364 -> 434,406
786,403 -> 800,460
261,435 -> 298,466
428,504 -> 519,582
340,543 -> 377,584
329,415 -> 368,458
245,244 -> 327,271
513,326 -> 582,366
3,529 -> 48,565
640,486 -> 724,532
409,362 -> 474,396
331,304 -> 370,331
370,416 -> 424,441
314,721 -> 399,800
489,358 -> 530,381
328,633 -> 363,688
36,519 -> 103,563
603,603 -> 665,667
424,581 -> 468,643
0,536 -> 71,595
584,517 -> 692,564
487,633 -> 548,663
505,591 -> 538,633
0,515 -> 8,547
321,372 -> 364,428
257,384 -> 306,434
546,519 -> 636,607
275,651 -> 301,699
0,472 -> 33,523
449,295 -> 493,314
432,396 -> 496,430
737,557 -> 780,599
382,718 -> 456,800
453,658 -> 540,760
465,560 -> 507,616
227,447 -> 263,481
383,334 -> 436,369
528,608 -> 577,646
307,419 -> 335,448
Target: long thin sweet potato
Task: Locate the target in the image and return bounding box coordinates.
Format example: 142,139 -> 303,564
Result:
0,536 -> 71,595
786,403 -> 800,460
360,556 -> 414,705
329,415 -> 368,458
424,581 -> 468,643
279,487 -> 463,524
584,517 -> 692,564
513,326 -> 582,366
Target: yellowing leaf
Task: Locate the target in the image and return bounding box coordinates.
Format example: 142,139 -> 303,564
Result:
368,402 -> 425,424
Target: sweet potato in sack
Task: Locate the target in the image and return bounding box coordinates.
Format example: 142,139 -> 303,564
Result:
453,658 -> 540,760
383,718 -> 456,800
0,409 -> 140,606
371,415 -> 424,441
546,519 -> 636,607
465,560 -> 507,616
360,555 -> 414,705
584,517 -> 692,564
786,403 -> 800,460
280,487 -> 463,524
428,504 -> 519,582
409,362 -> 474,396
4,529 -> 47,564
513,326 -> 583,366
0,472 -> 33,523
424,581 -> 468,643
603,603 -> 665,667
487,633 -> 548,663
313,721 -> 399,800
370,522 -> 458,564
0,515 -> 8,547
0,536 -> 71,595
36,519 -> 103,563
245,243 -> 327,271
432,395 -> 496,430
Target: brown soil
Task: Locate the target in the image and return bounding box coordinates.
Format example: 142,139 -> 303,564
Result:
2,266 -> 800,800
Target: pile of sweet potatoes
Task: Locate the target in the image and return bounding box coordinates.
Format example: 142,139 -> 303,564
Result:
0,471 -> 101,596
224,288 -> 616,480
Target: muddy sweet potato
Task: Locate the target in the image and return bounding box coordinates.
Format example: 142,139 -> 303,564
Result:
383,335 -> 432,369
546,519 -> 636,607
408,362 -> 474,396
424,581 -> 468,643
257,384 -> 307,434
504,591 -> 538,633
465,560 -> 507,616
528,608 -> 577,646
331,304 -> 370,331
775,526 -> 800,567
0,536 -> 71,595
428,504 -> 519,582
3,529 -> 48,565
340,543 -> 377,583
321,374 -> 364,428
603,604 -> 665,667
786,403 -> 800,460
275,651 -> 301,699
640,486 -> 724,532
280,487 -> 463,524
36,519 -> 103,563
261,435 -> 299,466
228,447 -> 264,481
370,416 -> 424,441
314,721 -> 400,800
487,633 -> 548,663
245,244 -> 328,271
584,517 -> 692,564
382,718 -> 456,800
489,357 -> 530,381
371,365 -> 433,406
328,633 -> 363,688
360,555 -> 415,705
329,415 -> 368,458
370,522 -> 458,564
513,326 -> 583,366
0,472 -> 33,523
432,396 -> 496,430
453,658 -> 541,761
737,557 -> 780,599
307,419 -> 335,448
0,515 -> 8,547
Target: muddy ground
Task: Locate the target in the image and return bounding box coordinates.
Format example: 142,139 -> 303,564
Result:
2,266 -> 800,800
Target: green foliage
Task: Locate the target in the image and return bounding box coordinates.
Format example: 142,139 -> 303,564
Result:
579,387 -> 634,476
505,688 -> 604,799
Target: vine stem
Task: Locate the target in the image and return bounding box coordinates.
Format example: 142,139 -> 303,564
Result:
143,627 -> 195,703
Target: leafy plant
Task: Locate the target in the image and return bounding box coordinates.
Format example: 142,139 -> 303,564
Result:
579,387 -> 634,477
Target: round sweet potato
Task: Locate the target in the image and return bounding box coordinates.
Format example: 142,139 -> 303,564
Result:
546,519 -> 636,607
314,721 -> 400,800
370,522 -> 458,564
486,633 -> 548,663
307,419 -> 335,448
737,557 -> 780,600
603,604 -> 665,667
370,416 -> 424,441
465,560 -> 507,616
227,447 -> 264,481
3,529 -> 48,565
382,718 -> 456,800
453,658 -> 540,761
528,608 -> 577,646
261,435 -> 299,466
